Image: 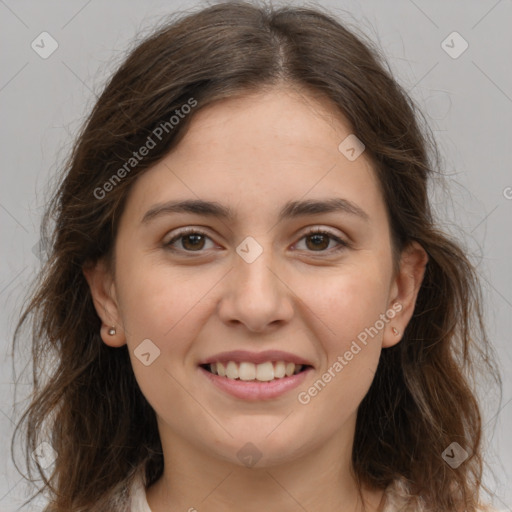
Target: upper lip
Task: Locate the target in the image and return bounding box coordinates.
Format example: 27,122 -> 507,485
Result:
198,350 -> 313,367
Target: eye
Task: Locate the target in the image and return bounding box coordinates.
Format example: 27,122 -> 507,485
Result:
164,227 -> 349,255
293,228 -> 349,253
165,228 -> 216,252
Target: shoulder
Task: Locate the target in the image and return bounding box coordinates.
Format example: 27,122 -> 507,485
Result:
381,478 -> 426,511
382,479 -> 499,512
128,472 -> 153,512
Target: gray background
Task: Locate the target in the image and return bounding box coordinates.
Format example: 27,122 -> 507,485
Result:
0,0 -> 510,510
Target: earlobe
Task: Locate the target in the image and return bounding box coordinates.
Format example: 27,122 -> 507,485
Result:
383,241 -> 428,348
82,259 -> 126,347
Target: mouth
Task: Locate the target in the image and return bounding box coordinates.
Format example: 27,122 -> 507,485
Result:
198,357 -> 313,401
197,350 -> 314,400
200,361 -> 312,382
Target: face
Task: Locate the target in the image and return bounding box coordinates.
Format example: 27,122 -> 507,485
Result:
85,86 -> 427,469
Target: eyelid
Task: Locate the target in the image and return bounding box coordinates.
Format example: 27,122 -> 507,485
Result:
292,226 -> 350,252
164,226 -> 219,252
164,226 -> 350,254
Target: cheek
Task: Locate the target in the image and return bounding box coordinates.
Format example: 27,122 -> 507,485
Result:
117,263 -> 214,421
296,258 -> 391,348
291,262 -> 389,413
295,345 -> 379,445
113,260 -> 212,404
116,257 -> 214,345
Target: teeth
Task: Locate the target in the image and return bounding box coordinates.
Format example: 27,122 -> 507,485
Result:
205,361 -> 305,381
256,361 -> 274,381
274,361 -> 286,378
239,362 -> 256,381
217,362 -> 226,377
226,361 -> 238,379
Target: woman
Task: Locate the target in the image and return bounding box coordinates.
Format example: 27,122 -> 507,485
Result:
12,2 -> 500,510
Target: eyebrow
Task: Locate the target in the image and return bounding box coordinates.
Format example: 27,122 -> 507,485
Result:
141,197 -> 370,224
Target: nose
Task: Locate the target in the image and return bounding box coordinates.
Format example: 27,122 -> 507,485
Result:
217,248 -> 295,333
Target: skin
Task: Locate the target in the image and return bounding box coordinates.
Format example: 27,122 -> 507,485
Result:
84,85 -> 428,512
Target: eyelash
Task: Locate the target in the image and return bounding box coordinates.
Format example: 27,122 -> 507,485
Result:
164,227 -> 350,255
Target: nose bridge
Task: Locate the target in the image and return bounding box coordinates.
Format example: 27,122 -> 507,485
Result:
236,245 -> 277,294
236,237 -> 280,300
218,236 -> 294,331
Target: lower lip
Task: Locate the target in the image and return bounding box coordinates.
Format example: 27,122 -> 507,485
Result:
199,366 -> 312,401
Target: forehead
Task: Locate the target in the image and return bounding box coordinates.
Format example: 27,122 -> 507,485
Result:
122,86 -> 386,228
178,86 -> 355,158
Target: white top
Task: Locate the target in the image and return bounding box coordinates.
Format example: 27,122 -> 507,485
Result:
128,473 -> 497,512
130,474 -> 152,512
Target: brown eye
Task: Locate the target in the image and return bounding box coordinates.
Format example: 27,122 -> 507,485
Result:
305,233 -> 330,251
294,228 -> 349,254
181,233 -> 206,251
166,229 -> 215,252
165,228 -> 348,255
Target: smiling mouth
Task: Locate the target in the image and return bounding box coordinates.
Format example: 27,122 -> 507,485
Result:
200,361 -> 311,382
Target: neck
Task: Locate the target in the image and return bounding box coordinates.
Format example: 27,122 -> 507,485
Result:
146,417 -> 385,512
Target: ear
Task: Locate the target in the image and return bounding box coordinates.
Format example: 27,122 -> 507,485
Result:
382,241 -> 428,348
82,259 -> 126,347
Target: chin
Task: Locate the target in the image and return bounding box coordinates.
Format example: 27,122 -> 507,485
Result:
208,430 -> 315,469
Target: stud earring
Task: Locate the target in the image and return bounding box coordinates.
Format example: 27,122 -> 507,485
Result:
391,327 -> 400,336
108,327 -> 116,336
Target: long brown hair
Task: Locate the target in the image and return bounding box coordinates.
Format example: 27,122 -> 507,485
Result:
12,1 -> 500,510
